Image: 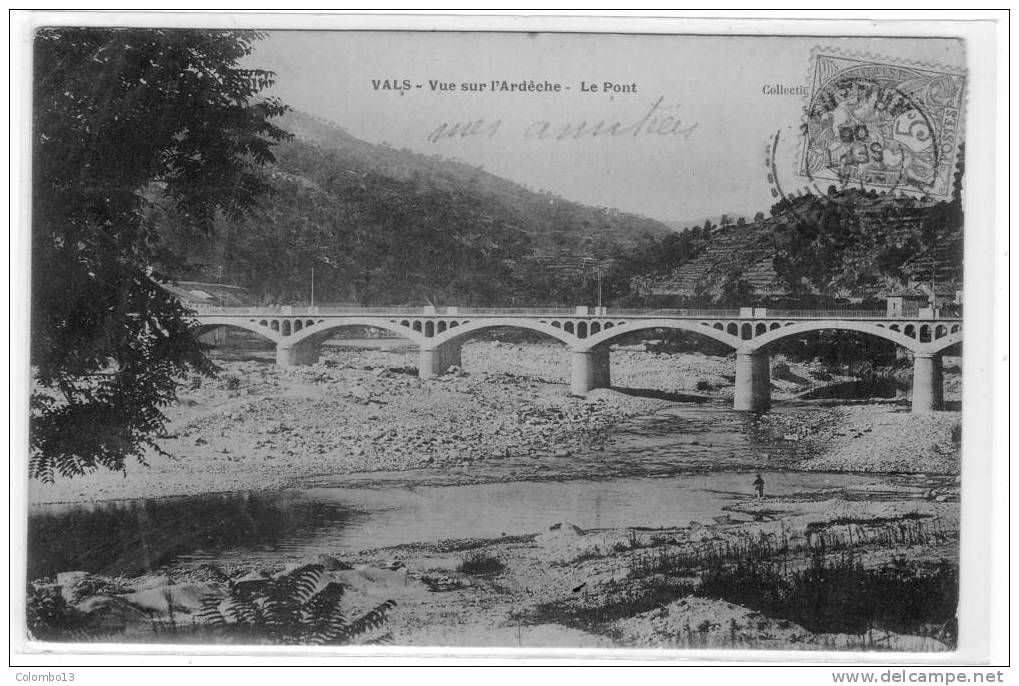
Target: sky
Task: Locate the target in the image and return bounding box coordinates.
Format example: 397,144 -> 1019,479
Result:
249,32 -> 965,224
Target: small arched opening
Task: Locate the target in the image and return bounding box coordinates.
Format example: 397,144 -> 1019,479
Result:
755,323 -> 767,336
281,320 -> 292,336
726,323 -> 738,336
741,323 -> 752,340
270,320 -> 280,332
564,321 -> 575,334
577,322 -> 588,339
425,321 -> 435,337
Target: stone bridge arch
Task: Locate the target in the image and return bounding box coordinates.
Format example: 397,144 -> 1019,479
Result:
577,318 -> 743,352
192,317 -> 282,345
430,318 -> 576,348
278,317 -> 426,366
418,318 -> 576,379
743,320 -> 922,353
563,320 -> 742,397
287,317 -> 427,348
737,320 -> 957,413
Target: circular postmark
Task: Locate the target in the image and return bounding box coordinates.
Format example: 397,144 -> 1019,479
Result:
801,72 -> 940,194
764,53 -> 965,220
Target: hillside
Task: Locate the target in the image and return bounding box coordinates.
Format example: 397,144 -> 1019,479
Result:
637,186 -> 964,306
275,110 -> 673,253
155,109 -> 674,306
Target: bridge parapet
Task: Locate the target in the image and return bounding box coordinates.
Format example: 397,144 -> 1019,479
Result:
190,306 -> 961,353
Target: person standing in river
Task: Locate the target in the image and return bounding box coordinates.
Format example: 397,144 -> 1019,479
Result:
753,473 -> 765,499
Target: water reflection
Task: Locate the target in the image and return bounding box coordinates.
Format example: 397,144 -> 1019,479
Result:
28,492 -> 361,579
29,470 -> 886,581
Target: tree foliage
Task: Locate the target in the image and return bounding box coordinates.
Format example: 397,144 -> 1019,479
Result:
30,28 -> 290,480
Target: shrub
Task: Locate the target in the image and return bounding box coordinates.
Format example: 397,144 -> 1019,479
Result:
531,578 -> 696,630
695,553 -> 957,641
457,552 -> 505,576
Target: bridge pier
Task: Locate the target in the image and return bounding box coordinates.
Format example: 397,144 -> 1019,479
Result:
570,346 -> 611,396
418,340 -> 463,379
275,341 -> 320,367
911,352 -> 944,413
734,350 -> 771,412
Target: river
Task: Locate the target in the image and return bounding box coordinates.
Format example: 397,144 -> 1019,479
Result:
27,402 -> 922,581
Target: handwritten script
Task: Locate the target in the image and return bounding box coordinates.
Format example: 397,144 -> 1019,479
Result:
426,97 -> 697,144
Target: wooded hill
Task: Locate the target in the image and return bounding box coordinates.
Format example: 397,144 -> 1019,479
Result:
156,110 -> 672,306
636,179 -> 964,307
156,110 -> 964,308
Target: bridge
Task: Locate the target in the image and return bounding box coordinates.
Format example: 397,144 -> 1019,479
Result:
191,305 -> 962,414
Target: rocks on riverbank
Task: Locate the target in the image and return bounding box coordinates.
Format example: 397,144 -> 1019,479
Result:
28,342 -> 962,505
754,405 -> 961,474
29,344 -> 675,504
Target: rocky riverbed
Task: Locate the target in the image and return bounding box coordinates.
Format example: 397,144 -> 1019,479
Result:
28,341 -> 961,505
26,341 -> 962,651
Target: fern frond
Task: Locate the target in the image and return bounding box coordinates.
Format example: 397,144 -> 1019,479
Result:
186,561 -> 393,646
332,600 -> 397,644
289,565 -> 325,605
197,595 -> 228,626
365,632 -> 394,646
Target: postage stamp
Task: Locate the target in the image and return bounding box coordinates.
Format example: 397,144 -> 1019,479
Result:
799,51 -> 966,198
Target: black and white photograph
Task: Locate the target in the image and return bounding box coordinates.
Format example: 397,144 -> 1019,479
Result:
9,11 -> 1006,668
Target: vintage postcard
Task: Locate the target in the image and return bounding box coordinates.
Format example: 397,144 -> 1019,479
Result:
10,12 -> 1004,668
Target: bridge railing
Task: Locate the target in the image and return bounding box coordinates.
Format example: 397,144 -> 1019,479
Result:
191,305 -> 422,316
189,304 -> 958,321
609,308 -> 741,318
456,307 -> 578,316
766,309 -> 888,319
313,306 -> 428,315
